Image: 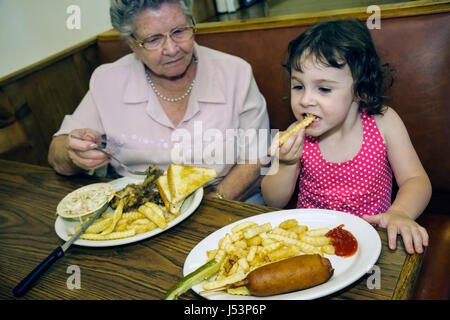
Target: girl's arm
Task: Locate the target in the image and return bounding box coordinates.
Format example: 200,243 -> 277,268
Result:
261,161 -> 301,208
363,107 -> 431,253
261,129 -> 305,208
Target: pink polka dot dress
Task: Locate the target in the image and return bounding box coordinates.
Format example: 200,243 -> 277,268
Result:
297,111 -> 393,217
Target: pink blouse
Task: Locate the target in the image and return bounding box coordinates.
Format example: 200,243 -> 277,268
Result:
54,43 -> 270,177
297,112 -> 393,216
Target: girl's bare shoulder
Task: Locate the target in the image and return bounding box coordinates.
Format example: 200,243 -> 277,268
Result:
374,106 -> 409,144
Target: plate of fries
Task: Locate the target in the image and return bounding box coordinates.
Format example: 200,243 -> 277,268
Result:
54,176 -> 203,247
183,208 -> 381,300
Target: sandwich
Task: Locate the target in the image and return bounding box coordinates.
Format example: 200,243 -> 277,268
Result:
157,164 -> 218,215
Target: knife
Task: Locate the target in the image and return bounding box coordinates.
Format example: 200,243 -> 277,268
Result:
13,201 -> 110,297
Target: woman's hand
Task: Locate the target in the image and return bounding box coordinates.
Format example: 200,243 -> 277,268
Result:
66,128 -> 111,171
268,128 -> 306,165
362,210 -> 429,254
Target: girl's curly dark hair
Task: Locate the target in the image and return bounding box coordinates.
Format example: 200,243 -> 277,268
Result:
284,19 -> 393,116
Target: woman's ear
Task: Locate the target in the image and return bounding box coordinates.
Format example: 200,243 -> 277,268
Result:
126,39 -> 143,62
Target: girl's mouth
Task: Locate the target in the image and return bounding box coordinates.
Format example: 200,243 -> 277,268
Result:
302,113 -> 320,121
302,113 -> 321,126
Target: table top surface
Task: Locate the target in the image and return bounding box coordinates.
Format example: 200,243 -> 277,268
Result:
0,159 -> 424,300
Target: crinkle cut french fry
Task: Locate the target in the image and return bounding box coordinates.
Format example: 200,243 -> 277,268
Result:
214,249 -> 227,265
130,218 -> 153,226
278,219 -> 298,230
121,210 -> 145,222
321,244 -> 336,255
80,229 -> 136,240
296,240 -> 323,255
267,233 -> 298,246
231,231 -> 244,242
246,235 -> 262,246
305,228 -> 330,237
243,223 -> 271,239
231,221 -> 257,234
128,223 -> 155,234
278,114 -> 315,146
202,271 -> 245,290
166,213 -> 178,223
267,246 -> 301,262
206,249 -> 218,261
246,246 -> 258,263
101,199 -> 124,235
219,233 -> 233,250
114,220 -> 129,232
300,235 -> 330,246
138,202 -> 167,229
237,257 -> 250,273
288,225 -> 308,235
227,286 -> 251,296
261,241 -> 282,255
272,227 -> 298,239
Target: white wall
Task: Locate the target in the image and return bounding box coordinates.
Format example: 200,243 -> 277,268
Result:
0,0 -> 113,78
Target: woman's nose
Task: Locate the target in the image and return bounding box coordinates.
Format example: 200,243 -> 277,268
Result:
162,36 -> 178,55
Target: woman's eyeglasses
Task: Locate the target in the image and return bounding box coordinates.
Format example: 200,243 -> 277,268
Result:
131,25 -> 195,51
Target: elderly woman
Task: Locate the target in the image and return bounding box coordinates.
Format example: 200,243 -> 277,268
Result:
48,0 -> 270,203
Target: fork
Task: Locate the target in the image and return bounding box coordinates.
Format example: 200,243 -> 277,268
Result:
70,135 -> 147,176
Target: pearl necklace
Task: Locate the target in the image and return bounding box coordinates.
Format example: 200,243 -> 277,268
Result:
145,68 -> 195,103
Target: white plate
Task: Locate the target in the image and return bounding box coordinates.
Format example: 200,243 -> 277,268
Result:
183,208 -> 381,300
55,176 -> 203,247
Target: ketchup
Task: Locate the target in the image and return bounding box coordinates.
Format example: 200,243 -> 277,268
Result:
326,224 -> 358,257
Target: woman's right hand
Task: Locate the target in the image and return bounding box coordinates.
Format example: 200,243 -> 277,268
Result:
268,128 -> 306,165
66,128 -> 111,171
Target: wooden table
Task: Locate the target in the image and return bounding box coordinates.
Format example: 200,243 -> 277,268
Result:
0,159 -> 424,300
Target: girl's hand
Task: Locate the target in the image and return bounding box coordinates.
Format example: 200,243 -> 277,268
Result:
66,128 -> 111,171
362,210 -> 429,254
268,128 -> 306,165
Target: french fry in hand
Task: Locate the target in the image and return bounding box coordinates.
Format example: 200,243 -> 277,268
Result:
278,114 -> 315,146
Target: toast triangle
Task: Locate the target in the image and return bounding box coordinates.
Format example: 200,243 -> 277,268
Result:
168,164 -> 217,205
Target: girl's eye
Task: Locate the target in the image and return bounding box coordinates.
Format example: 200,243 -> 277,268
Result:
292,84 -> 304,90
319,87 -> 331,93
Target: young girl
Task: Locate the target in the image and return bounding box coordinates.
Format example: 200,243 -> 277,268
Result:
261,19 -> 431,254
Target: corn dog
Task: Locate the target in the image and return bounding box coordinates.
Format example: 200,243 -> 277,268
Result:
202,254 -> 333,297
278,114 -> 316,146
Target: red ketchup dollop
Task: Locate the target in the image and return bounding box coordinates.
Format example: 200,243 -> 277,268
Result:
326,224 -> 358,257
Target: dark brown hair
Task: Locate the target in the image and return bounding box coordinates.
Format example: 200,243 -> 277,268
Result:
284,19 -> 393,115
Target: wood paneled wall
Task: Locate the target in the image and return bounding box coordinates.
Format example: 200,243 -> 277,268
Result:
0,39 -> 100,166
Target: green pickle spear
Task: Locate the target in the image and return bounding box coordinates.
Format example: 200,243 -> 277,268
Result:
164,259 -> 219,300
